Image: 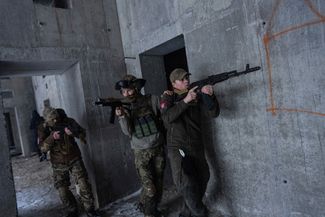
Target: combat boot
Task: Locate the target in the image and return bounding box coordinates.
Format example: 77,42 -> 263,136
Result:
155,209 -> 165,217
136,202 -> 145,212
86,208 -> 101,217
65,210 -> 79,217
144,211 -> 164,217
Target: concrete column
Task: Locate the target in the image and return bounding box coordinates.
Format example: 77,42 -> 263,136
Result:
0,82 -> 17,217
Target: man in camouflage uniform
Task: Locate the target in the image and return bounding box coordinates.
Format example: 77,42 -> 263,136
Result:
160,69 -> 220,217
38,107 -> 100,217
114,75 -> 166,217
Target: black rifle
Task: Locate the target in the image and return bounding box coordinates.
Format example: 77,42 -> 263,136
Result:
190,64 -> 261,89
178,64 -> 261,108
176,64 -> 261,109
95,97 -> 131,124
50,123 -> 86,144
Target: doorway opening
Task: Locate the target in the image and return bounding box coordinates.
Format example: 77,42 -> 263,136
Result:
3,112 -> 16,151
163,47 -> 188,90
139,35 -> 188,188
0,60 -> 89,217
139,34 -> 188,94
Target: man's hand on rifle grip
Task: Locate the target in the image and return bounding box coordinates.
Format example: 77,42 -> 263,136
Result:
183,86 -> 198,103
52,131 -> 61,140
201,85 -> 214,96
64,127 -> 73,136
115,106 -> 125,117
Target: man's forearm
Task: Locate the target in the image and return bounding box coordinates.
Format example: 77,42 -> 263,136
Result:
118,116 -> 132,137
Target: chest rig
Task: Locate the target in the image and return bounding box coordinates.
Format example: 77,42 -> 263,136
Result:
131,95 -> 159,138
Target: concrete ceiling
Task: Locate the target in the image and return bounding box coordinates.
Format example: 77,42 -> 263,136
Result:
0,60 -> 78,78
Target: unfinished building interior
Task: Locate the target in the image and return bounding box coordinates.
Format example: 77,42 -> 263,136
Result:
0,0 -> 324,217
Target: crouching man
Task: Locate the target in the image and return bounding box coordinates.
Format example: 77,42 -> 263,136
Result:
38,107 -> 100,217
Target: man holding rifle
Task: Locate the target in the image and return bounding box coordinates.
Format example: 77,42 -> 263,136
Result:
114,75 -> 166,217
161,64 -> 260,217
160,68 -> 220,217
38,107 -> 100,217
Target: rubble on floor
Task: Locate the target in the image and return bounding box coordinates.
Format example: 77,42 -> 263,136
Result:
12,155 -> 181,217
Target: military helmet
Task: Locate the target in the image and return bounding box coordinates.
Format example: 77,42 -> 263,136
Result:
115,74 -> 146,91
56,108 -> 67,119
123,74 -> 137,81
43,107 -> 59,126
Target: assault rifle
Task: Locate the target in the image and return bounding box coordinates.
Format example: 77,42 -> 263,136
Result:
178,64 -> 261,108
95,97 -> 131,124
189,64 -> 261,90
51,123 -> 87,144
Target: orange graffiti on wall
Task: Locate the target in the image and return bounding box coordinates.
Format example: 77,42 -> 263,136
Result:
263,0 -> 325,117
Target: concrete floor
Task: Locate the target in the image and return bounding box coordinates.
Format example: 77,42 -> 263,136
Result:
11,155 -> 184,217
12,155 -> 65,217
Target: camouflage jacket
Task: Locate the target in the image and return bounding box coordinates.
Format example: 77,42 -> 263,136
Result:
38,117 -> 85,164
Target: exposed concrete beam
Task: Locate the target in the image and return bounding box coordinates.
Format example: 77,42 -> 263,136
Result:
0,60 -> 78,78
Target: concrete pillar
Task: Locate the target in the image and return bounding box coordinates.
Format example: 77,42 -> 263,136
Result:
0,82 -> 17,217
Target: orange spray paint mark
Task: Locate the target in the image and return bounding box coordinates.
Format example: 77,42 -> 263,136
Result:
266,108 -> 325,117
263,0 -> 325,117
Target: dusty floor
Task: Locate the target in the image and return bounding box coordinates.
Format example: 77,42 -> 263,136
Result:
12,155 -> 66,217
12,155 -> 183,217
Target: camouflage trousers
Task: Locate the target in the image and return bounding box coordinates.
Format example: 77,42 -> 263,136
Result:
134,145 -> 166,216
52,158 -> 95,213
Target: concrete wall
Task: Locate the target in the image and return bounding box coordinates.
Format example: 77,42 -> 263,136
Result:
116,0 -> 325,216
0,83 -> 17,217
0,0 -> 138,207
1,77 -> 37,156
33,74 -> 61,111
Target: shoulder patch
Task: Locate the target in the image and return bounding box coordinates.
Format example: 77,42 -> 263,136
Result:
160,100 -> 169,110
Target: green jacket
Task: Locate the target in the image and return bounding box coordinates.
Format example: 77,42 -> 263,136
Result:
161,91 -> 220,150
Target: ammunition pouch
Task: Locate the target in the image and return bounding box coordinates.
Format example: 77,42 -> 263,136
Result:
134,114 -> 158,138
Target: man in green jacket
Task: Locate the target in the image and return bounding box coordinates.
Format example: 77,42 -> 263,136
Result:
160,68 -> 220,217
115,75 -> 166,217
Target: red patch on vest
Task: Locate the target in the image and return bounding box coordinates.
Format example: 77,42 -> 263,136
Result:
160,101 -> 168,109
